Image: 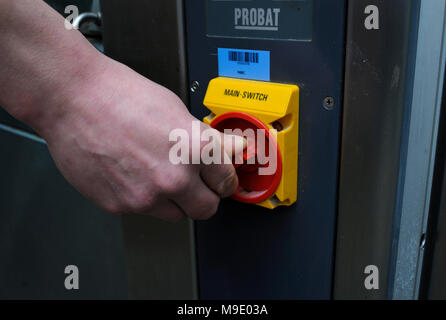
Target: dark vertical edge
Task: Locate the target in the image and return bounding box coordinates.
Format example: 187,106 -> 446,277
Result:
419,62 -> 446,300
335,0 -> 415,299
329,0 -> 349,300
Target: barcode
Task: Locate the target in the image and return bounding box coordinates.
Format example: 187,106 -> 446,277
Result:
228,51 -> 259,64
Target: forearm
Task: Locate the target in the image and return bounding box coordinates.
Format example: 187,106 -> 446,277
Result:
0,0 -> 104,134
0,1 -> 242,220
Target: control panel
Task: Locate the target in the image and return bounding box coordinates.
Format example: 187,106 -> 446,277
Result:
186,0 -> 346,299
203,77 -> 299,208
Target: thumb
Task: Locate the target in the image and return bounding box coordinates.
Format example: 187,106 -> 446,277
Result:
220,132 -> 247,159
199,131 -> 246,199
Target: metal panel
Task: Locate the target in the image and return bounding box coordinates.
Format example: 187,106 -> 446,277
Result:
392,0 -> 446,299
0,129 -> 127,299
186,0 -> 346,299
101,0 -> 197,299
101,0 -> 189,103
335,0 -> 417,299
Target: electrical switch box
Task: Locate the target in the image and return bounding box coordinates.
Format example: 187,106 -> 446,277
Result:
203,77 -> 299,209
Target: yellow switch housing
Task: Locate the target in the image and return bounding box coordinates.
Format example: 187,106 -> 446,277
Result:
203,77 -> 299,209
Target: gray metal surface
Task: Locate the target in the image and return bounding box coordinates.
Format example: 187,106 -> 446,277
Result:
0,129 -> 127,299
101,0 -> 197,299
186,0 -> 346,299
335,0 -> 418,299
101,0 -> 189,103
392,0 -> 446,300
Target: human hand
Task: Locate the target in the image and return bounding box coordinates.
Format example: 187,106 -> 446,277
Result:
36,56 -> 245,221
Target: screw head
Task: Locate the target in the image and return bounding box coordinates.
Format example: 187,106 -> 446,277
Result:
323,96 -> 335,110
190,81 -> 200,93
272,121 -> 283,132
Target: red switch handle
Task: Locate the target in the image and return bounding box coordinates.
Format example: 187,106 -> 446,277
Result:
210,112 -> 282,204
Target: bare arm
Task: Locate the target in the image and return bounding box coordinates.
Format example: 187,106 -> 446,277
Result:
0,0 -> 242,220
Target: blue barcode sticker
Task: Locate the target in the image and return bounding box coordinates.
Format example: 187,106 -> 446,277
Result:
218,48 -> 270,81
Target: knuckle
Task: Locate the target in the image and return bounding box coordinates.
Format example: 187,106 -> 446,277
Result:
123,185 -> 157,214
191,197 -> 219,220
132,197 -> 156,215
103,201 -> 126,216
158,169 -> 191,195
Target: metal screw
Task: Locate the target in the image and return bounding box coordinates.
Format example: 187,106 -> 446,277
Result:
272,121 -> 283,132
323,96 -> 335,110
190,81 -> 200,93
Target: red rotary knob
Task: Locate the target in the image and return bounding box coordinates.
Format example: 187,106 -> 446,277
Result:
210,111 -> 283,204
